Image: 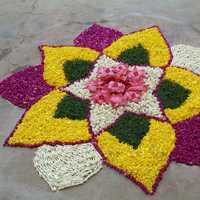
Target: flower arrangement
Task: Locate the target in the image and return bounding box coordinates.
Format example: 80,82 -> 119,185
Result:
0,24 -> 200,194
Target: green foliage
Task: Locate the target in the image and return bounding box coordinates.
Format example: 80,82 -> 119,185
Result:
157,79 -> 191,109
63,59 -> 93,82
54,95 -> 89,120
108,113 -> 150,149
118,44 -> 149,65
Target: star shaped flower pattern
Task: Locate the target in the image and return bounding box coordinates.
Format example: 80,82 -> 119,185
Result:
65,55 -> 165,134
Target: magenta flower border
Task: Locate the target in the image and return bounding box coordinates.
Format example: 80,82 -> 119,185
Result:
0,65 -> 54,108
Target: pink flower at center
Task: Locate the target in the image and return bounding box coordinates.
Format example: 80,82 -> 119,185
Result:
86,64 -> 148,107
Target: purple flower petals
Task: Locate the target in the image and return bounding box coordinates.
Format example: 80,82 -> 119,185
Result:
74,24 -> 123,52
172,114 -> 200,165
0,65 -> 54,108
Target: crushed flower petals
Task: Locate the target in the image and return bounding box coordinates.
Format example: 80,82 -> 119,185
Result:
86,64 -> 148,107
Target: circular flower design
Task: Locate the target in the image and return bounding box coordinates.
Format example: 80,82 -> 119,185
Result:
1,24 -> 200,194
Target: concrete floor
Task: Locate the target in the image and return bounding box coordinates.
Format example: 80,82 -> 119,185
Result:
0,0 -> 200,199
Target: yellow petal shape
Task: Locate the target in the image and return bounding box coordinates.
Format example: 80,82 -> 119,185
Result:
103,26 -> 171,67
41,46 -> 99,86
96,119 -> 175,193
163,66 -> 200,124
6,90 -> 91,147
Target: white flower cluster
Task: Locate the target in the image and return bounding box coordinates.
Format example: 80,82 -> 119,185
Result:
66,78 -> 91,99
33,144 -> 102,191
142,67 -> 163,91
94,54 -> 121,69
90,103 -> 125,134
172,44 -> 200,75
126,93 -> 164,119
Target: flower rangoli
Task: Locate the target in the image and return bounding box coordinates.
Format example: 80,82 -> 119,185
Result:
0,24 -> 200,195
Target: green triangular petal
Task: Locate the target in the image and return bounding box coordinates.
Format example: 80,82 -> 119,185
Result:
63,59 -> 93,82
54,95 -> 89,120
157,79 -> 191,109
108,113 -> 150,149
118,44 -> 149,65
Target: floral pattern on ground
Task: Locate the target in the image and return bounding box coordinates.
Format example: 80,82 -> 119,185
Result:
1,24 -> 200,195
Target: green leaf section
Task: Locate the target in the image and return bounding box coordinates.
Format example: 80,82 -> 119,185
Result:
54,95 -> 89,120
108,113 -> 150,149
118,44 -> 149,65
157,79 -> 191,109
63,59 -> 93,82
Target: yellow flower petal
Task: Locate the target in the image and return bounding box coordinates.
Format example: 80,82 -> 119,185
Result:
103,26 -> 171,67
164,66 -> 200,123
7,90 -> 91,146
41,46 -> 99,86
96,119 -> 175,193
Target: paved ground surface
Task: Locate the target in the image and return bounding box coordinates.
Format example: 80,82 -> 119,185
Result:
0,0 -> 200,199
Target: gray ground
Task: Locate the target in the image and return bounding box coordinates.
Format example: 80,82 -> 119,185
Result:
0,0 -> 200,200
